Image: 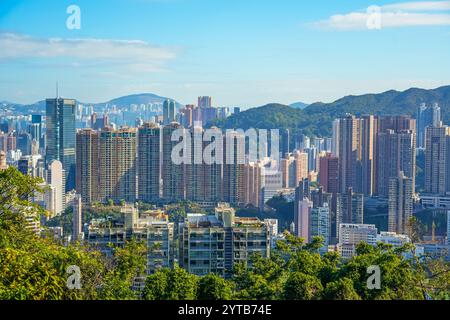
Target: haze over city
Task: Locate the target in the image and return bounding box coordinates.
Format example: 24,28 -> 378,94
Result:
1,0 -> 450,107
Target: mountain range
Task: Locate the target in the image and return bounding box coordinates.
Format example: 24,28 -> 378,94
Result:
289,102 -> 309,109
2,85 -> 450,137
208,85 -> 450,137
1,93 -> 181,114
96,93 -> 183,109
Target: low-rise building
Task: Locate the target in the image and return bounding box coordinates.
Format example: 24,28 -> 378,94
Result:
179,203 -> 270,278
87,206 -> 175,275
377,231 -> 411,247
338,223 -> 378,259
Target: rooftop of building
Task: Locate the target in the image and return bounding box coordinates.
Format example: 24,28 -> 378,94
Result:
184,213 -> 265,229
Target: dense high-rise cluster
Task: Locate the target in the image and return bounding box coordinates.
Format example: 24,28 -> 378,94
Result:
1,96 -> 449,269
76,122 -> 249,207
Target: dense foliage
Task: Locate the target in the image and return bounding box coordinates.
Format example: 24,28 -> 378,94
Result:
0,168 -> 449,300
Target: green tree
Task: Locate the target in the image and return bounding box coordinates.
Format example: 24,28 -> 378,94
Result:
338,242 -> 425,300
166,267 -> 198,300
142,269 -> 170,300
283,272 -> 323,300
423,258 -> 450,300
232,252 -> 288,300
197,274 -> 233,300
143,267 -> 198,300
322,278 -> 361,300
99,239 -> 147,300
0,167 -> 46,247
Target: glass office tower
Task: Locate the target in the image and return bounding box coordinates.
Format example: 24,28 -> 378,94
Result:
45,98 -> 76,191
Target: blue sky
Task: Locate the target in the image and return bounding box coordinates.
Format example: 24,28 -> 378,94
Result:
1,0 -> 450,107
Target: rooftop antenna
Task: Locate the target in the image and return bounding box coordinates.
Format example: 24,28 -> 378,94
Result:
56,81 -> 59,99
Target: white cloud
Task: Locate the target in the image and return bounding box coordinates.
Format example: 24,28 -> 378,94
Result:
315,1 -> 450,30
383,1 -> 450,11
0,33 -> 177,72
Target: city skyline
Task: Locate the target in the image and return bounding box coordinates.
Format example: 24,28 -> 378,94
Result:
1,0 -> 450,106
2,92 -> 450,301
1,0 -> 449,304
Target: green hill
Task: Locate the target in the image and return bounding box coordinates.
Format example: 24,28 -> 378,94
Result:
209,85 -> 450,138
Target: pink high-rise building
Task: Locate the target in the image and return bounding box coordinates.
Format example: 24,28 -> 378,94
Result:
295,197 -> 313,241
319,153 -> 339,194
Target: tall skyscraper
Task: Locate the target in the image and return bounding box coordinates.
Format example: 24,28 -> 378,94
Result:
6,132 -> 16,152
281,157 -> 290,188
319,153 -> 339,194
91,113 -> 109,130
0,122 -> 8,135
204,127 -> 223,203
377,129 -> 416,197
296,133 -> 310,151
294,178 -> 311,237
244,161 -> 262,208
29,114 -> 43,151
17,132 -> 31,156
76,129 -> 99,204
425,126 -> 450,195
186,125 -> 204,202
336,188 -> 364,238
360,115 -> 378,196
378,115 -> 416,133
72,194 -> 83,242
260,161 -> 282,207
162,122 -> 186,201
0,131 -> 6,153
295,197 -> 313,240
311,186 -> 332,209
282,129 -> 290,157
198,96 -> 212,108
186,126 -> 223,203
305,147 -> 318,172
138,122 -> 161,202
417,103 -> 441,149
296,178 -> 311,201
180,105 -> 194,128
17,156 -> 33,176
331,119 -> 340,157
310,203 -> 330,252
223,130 -> 245,206
45,98 -> 77,191
46,160 -> 65,217
336,115 -> 359,193
333,114 -> 415,198
201,107 -> 218,126
163,99 -> 176,125
294,151 -> 308,186
388,172 -> 413,235
99,127 -> 137,203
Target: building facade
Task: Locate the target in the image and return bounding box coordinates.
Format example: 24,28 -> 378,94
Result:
99,127 -> 137,203
76,129 -> 99,204
138,123 -> 161,202
45,98 -> 76,191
